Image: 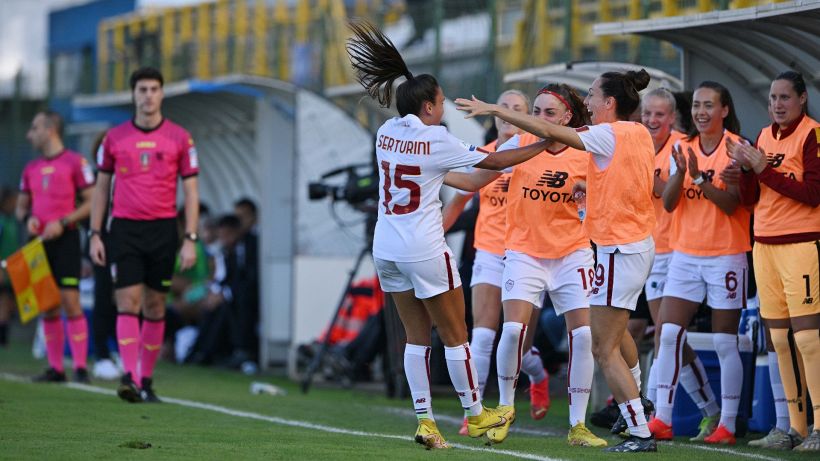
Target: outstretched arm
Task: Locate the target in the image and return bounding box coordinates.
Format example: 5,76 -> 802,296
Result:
456,96 -> 585,150
444,169 -> 501,192
473,140 -> 550,170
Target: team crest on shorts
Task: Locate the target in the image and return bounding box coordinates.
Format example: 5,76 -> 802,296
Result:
474,265 -> 482,275
110,263 -> 117,283
505,279 -> 514,292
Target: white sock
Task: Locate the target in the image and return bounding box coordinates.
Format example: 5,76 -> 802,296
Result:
647,358 -> 658,406
714,333 -> 741,433
404,344 -> 434,421
768,351 -> 790,432
496,322 -> 526,406
567,326 -> 593,426
655,323 -> 686,425
444,343 -> 482,416
679,356 -> 719,417
521,346 -> 546,383
618,398 -> 650,437
630,363 -> 642,391
470,327 -> 496,399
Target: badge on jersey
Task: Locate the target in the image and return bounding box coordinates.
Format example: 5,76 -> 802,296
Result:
81,159 -> 94,185
140,152 -> 150,168
41,176 -> 49,190
96,140 -> 105,167
188,146 -> 199,168
459,141 -> 477,152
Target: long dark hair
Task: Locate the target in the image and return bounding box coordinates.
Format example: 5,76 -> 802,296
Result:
673,91 -> 693,134
689,81 -> 741,138
537,83 -> 590,128
346,20 -> 439,117
599,69 -> 650,120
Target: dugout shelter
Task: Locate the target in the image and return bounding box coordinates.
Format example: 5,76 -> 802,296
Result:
594,0 -> 820,140
69,74 -> 374,369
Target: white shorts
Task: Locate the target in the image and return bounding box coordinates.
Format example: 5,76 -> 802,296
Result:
471,249 -> 505,288
663,251 -> 748,310
589,246 -> 654,310
501,248 -> 593,315
374,249 -> 461,299
645,252 -> 673,301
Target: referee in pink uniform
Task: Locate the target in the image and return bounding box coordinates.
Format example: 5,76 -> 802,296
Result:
89,67 -> 200,403
17,111 -> 95,383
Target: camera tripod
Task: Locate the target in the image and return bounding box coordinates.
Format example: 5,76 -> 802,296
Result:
300,204 -> 382,394
300,243 -> 373,394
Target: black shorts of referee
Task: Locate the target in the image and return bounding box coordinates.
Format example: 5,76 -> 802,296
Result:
42,228 -> 82,290
108,218 -> 178,293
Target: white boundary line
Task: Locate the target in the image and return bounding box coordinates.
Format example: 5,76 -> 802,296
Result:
0,373 -> 562,461
0,374 -> 789,461
666,442 -> 787,461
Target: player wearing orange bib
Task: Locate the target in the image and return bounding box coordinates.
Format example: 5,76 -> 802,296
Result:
652,81 -> 750,445
491,84 -> 606,447
441,90 -> 553,435
729,71 -> 820,452
641,89 -> 720,438
457,69 -> 659,453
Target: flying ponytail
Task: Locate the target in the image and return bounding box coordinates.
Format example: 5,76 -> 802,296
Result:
347,20 -> 439,117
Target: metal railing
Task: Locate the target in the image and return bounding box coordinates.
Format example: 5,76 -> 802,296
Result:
92,0 -> 784,98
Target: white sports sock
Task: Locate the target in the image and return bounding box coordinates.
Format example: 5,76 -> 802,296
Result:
714,333 -> 741,433
521,346 -> 546,384
404,344 -> 434,421
567,326 -> 593,426
679,356 -> 719,417
655,323 -> 686,425
496,322 -> 526,406
647,358 -> 658,406
618,398 -> 650,438
470,327 -> 496,399
768,351 -> 790,432
630,363 -> 642,391
444,343 -> 482,416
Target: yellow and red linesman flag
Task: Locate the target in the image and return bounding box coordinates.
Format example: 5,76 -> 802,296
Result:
0,238 -> 60,324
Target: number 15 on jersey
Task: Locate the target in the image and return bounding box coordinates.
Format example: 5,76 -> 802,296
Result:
380,161 -> 421,215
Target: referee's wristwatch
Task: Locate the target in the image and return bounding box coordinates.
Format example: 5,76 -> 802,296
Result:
59,217 -> 70,228
184,232 -> 199,242
692,172 -> 707,186
88,229 -> 102,239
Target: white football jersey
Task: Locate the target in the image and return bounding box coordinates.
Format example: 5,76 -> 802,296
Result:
372,114 -> 488,262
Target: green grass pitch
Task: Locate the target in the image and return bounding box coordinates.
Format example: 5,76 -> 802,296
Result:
0,338 -> 814,460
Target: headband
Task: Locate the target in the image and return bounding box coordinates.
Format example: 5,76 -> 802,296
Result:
536,89 -> 572,114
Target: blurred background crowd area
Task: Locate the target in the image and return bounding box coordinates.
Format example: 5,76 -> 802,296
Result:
0,0 -> 787,188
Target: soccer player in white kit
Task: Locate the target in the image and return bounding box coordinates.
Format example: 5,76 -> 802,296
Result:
346,21 -> 552,449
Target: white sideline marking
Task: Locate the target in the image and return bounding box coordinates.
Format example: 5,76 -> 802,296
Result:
0,373 -> 561,461
0,373 -> 788,461
667,442 -> 785,461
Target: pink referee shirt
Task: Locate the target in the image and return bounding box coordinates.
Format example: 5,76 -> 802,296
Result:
97,119 -> 199,221
20,149 -> 94,234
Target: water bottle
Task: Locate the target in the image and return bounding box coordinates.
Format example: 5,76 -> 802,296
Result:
250,381 -> 288,396
574,191 -> 586,222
